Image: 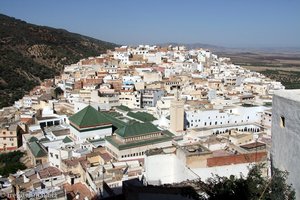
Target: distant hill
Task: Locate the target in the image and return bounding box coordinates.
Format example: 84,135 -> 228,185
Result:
0,14 -> 118,108
158,42 -> 300,54
157,42 -> 229,52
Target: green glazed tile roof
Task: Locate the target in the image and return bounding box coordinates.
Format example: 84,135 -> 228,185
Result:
115,122 -> 160,138
116,105 -> 131,112
27,141 -> 47,157
28,136 -> 38,143
127,111 -> 157,122
69,105 -> 111,128
62,136 -> 73,143
101,112 -> 127,129
106,130 -> 174,150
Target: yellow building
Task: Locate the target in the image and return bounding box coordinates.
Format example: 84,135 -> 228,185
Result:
0,124 -> 20,152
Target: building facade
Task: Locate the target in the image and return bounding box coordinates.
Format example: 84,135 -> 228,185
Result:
105,122 -> 173,160
0,124 -> 20,152
271,90 -> 300,200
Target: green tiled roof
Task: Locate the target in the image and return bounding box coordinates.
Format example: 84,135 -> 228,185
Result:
101,112 -> 127,129
28,136 -> 38,142
69,105 -> 111,128
106,112 -> 122,118
115,122 -> 160,138
106,130 -> 174,150
63,136 -> 73,143
127,111 -> 157,122
116,105 -> 131,112
27,141 -> 47,157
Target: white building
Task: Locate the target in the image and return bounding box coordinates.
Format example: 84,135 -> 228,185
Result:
271,90 -> 300,200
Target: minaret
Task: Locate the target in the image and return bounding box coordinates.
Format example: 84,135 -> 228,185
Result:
170,94 -> 184,133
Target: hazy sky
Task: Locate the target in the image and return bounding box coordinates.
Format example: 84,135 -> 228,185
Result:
1,0 -> 299,47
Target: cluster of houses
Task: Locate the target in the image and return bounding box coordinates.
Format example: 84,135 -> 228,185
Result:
0,45 -> 285,199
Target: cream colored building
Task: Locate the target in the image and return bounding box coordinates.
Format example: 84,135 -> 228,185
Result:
105,122 -> 173,160
0,124 -> 19,152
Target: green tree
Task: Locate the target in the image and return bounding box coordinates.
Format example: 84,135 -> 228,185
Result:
54,86 -> 64,99
197,164 -> 295,200
0,151 -> 27,177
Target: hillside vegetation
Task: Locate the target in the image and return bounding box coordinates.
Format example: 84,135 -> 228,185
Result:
217,52 -> 300,89
0,14 -> 118,108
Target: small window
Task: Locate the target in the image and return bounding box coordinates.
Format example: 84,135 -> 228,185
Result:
280,116 -> 285,128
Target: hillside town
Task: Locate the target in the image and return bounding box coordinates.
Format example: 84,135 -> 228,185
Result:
0,45 -> 293,199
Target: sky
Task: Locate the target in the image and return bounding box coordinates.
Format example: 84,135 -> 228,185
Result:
0,0 -> 300,48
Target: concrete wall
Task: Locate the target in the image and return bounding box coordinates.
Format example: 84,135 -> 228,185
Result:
272,91 -> 300,199
191,163 -> 253,181
145,152 -> 255,185
145,153 -> 187,184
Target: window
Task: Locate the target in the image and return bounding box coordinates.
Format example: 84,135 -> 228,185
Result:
55,154 -> 59,159
3,137 -> 6,140
50,153 -> 53,157
280,116 -> 285,128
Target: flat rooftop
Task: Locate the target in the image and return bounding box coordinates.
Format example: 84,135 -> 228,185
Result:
45,125 -> 70,136
180,143 -> 211,156
274,89 -> 300,102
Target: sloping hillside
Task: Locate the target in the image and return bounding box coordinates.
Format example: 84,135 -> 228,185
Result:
0,14 -> 118,107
